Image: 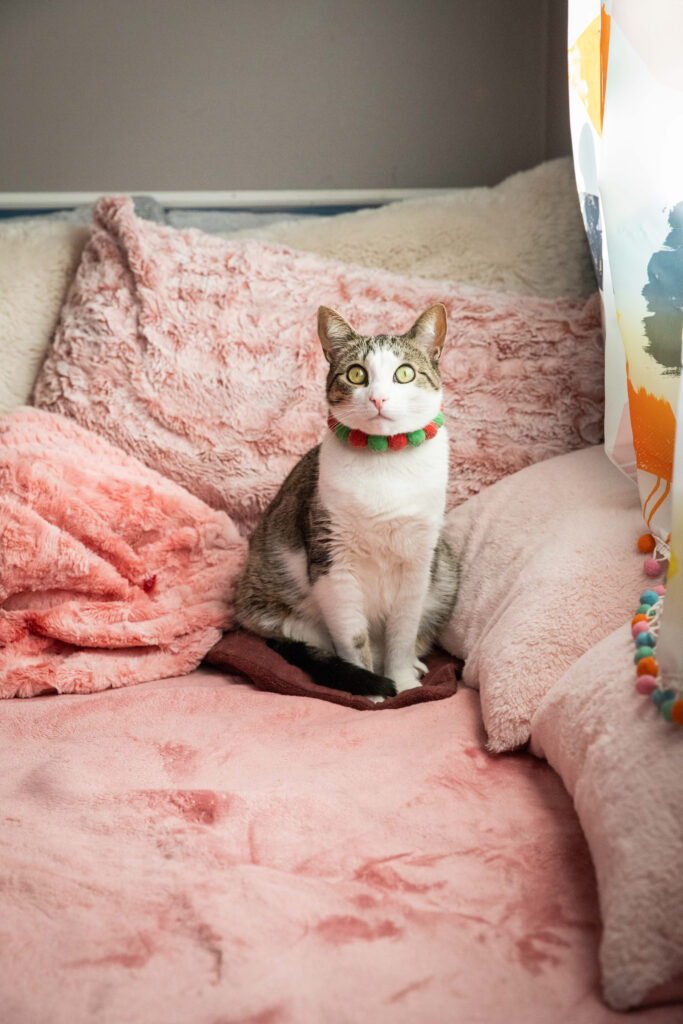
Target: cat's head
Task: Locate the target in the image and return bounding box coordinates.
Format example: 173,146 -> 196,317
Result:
317,304 -> 447,436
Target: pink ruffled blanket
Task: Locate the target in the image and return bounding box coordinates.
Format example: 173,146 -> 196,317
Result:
0,409 -> 246,698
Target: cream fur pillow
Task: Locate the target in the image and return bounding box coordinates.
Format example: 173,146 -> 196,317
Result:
0,218 -> 89,416
225,158 -> 596,299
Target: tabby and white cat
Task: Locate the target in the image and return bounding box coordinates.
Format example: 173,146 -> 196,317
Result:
234,304 -> 458,698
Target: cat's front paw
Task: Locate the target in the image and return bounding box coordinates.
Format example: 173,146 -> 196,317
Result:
413,657 -> 428,678
390,670 -> 423,694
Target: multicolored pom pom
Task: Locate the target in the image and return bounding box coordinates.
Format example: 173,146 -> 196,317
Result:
636,656 -> 658,677
631,572 -> 683,726
388,433 -> 408,451
407,429 -> 426,447
348,429 -> 368,449
644,557 -> 663,577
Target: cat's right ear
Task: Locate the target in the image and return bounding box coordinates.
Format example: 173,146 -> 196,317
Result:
317,306 -> 357,363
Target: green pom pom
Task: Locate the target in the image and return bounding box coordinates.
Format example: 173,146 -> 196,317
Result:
367,434 -> 388,451
636,604 -> 652,615
661,698 -> 676,721
434,411 -> 444,427
407,429 -> 426,446
634,646 -> 655,663
335,423 -> 351,442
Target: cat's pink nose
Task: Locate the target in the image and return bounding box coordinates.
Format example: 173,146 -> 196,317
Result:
371,397 -> 387,411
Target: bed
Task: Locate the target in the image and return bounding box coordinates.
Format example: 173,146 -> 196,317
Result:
1,160 -> 681,1023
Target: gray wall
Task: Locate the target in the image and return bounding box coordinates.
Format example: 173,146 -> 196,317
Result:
0,0 -> 570,192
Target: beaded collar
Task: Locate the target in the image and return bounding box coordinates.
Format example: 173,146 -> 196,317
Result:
327,410 -> 444,452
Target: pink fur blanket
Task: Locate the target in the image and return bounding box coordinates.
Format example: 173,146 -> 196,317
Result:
3,669 -> 666,1024
0,408 -> 246,698
34,196 -> 604,535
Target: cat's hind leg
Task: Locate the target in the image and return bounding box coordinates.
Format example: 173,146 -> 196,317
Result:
280,615 -> 334,653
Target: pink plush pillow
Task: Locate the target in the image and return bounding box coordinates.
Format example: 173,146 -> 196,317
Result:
531,626 -> 683,1011
439,445 -> 645,752
33,196 -> 603,535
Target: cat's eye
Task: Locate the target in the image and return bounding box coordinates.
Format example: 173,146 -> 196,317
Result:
346,364 -> 367,385
394,364 -> 415,384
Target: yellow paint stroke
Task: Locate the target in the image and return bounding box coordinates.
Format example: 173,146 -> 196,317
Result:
669,548 -> 679,580
569,6 -> 610,137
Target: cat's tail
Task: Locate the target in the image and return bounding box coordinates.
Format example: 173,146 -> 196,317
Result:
265,638 -> 396,698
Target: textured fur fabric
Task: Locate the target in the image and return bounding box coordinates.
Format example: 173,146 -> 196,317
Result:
225,158 -> 596,299
531,627 -> 683,1010
33,196 -> 604,536
0,672 -> 652,1024
0,408 -> 246,698
1,160 -> 593,421
0,218 -> 89,416
440,446 -> 645,752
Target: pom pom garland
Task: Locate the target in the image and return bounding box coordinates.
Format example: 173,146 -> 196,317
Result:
630,554 -> 683,725
327,410 -> 444,453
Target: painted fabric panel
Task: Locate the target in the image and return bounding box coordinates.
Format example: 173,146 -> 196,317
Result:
569,0 -> 683,697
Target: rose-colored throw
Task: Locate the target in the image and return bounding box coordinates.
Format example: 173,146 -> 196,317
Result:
0,408 -> 246,698
33,196 -> 604,534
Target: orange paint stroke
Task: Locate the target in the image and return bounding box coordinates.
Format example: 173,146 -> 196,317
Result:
644,475 -> 661,516
648,479 -> 671,526
600,5 -> 611,131
626,371 -> 675,482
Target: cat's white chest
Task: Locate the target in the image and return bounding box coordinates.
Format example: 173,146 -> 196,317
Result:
318,429 -> 448,552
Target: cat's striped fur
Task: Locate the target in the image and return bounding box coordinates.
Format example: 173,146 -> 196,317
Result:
234,304 -> 458,698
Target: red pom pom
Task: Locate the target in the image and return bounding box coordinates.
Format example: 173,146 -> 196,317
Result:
423,422 -> 438,439
349,429 -> 368,448
637,533 -> 656,553
644,557 -> 663,577
327,415 -> 338,430
388,433 -> 408,450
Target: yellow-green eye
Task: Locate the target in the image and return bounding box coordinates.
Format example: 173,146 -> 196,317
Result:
346,364 -> 367,385
394,364 -> 415,383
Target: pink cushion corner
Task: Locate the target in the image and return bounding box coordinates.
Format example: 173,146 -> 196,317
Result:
33,195 -> 603,535
440,445 -> 644,752
530,625 -> 683,1011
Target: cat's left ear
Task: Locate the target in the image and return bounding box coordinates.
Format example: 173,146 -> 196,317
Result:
317,306 -> 358,363
408,304 -> 447,363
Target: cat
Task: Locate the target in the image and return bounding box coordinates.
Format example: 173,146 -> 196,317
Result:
233,303 -> 458,698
